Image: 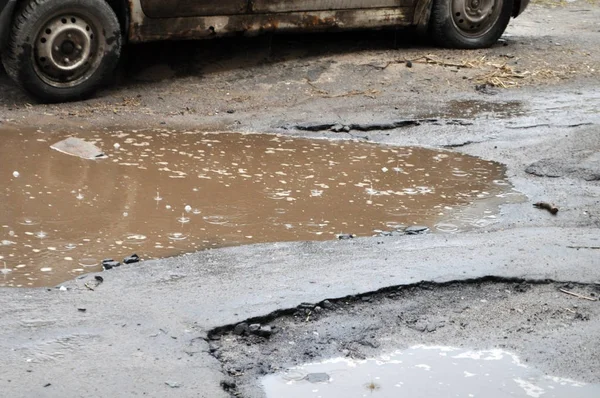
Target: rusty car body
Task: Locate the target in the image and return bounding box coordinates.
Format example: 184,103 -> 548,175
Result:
0,0 -> 530,102
126,0 -> 528,41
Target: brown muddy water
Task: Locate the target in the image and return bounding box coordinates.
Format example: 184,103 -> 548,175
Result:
263,346 -> 600,398
0,126 -> 518,287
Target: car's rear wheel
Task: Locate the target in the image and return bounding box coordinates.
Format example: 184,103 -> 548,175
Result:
430,0 -> 513,48
2,0 -> 121,103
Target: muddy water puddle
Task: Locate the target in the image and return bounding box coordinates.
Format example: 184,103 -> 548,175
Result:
1,127 -> 517,287
263,346 -> 600,398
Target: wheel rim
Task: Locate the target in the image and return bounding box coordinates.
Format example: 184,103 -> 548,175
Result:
33,13 -> 104,87
451,0 -> 503,37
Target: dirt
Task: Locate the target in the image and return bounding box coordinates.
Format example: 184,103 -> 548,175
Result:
0,2 -> 599,398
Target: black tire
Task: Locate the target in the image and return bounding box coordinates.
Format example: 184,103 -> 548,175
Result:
1,0 -> 121,103
430,0 -> 513,49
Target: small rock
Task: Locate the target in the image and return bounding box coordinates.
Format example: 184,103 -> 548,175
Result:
322,300 -> 334,309
361,296 -> 372,302
404,226 -> 429,235
337,233 -> 356,240
233,323 -> 249,336
165,381 -> 181,388
305,373 -> 330,383
426,323 -> 438,332
226,110 -> 236,114
58,286 -> 67,291
342,125 -> 351,132
51,137 -> 106,160
220,380 -> 236,391
77,308 -> 86,312
258,326 -> 273,338
314,306 -> 322,313
414,323 -> 427,332
331,124 -> 344,133
94,275 -> 104,283
406,60 -> 413,68
12,171 -> 20,178
102,260 -> 121,270
123,254 -> 140,264
43,383 -> 51,388
249,323 -> 261,334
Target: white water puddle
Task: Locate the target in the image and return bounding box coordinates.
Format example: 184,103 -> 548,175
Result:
263,346 -> 600,397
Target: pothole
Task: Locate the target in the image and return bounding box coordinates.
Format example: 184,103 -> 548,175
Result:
208,281 -> 600,398
1,127 -> 519,287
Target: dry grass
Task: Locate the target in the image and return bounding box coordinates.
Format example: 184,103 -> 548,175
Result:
414,54 -> 569,88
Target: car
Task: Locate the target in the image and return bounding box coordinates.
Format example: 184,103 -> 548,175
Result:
0,0 -> 530,103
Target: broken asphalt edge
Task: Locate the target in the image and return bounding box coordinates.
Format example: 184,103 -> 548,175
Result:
206,276 -> 599,397
205,275 -> 597,340
45,226 -> 600,329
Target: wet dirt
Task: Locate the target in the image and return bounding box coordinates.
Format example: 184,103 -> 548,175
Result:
1,126 -> 515,287
263,346 -> 600,398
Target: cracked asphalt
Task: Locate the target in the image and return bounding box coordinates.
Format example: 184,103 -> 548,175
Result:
1,1 -> 599,397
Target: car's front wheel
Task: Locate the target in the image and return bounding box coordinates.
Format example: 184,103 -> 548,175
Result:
2,0 -> 121,103
430,0 -> 514,48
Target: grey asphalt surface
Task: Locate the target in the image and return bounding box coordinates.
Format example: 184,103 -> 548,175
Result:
1,226 -> 599,397
1,2 -> 600,397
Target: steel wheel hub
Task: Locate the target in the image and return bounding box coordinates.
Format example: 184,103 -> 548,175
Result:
452,0 -> 502,36
35,14 -> 99,85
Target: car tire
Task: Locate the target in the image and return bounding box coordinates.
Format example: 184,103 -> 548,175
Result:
1,0 -> 121,103
430,0 -> 513,49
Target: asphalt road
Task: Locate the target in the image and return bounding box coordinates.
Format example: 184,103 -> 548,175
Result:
0,1 -> 599,397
